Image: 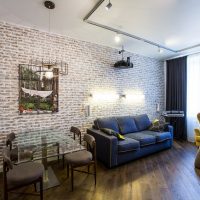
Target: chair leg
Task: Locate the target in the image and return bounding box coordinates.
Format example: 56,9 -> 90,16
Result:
34,183 -> 37,192
57,144 -> 60,164
3,190 -> 8,200
67,164 -> 69,178
94,163 -> 97,186
57,155 -> 60,163
71,167 -> 74,191
3,181 -> 8,200
62,155 -> 65,169
40,177 -> 43,200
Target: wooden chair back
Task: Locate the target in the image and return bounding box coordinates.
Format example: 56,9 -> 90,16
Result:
84,133 -> 96,161
3,147 -> 13,171
6,132 -> 16,150
70,126 -> 81,144
2,147 -> 13,198
197,113 -> 200,124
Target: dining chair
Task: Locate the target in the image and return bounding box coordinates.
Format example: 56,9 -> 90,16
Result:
3,147 -> 44,200
194,129 -> 200,147
65,132 -> 97,191
6,132 -> 18,161
194,113 -> 200,147
197,113 -> 200,123
61,126 -> 82,168
6,132 -> 34,161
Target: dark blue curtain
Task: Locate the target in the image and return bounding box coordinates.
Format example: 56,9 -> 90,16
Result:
166,56 -> 187,140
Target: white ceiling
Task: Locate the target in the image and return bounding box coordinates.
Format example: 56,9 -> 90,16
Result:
0,0 -> 200,60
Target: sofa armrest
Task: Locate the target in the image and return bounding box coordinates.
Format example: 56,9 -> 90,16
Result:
167,125 -> 174,139
166,125 -> 174,147
87,128 -> 118,168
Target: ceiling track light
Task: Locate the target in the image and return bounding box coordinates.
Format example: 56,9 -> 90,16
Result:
158,46 -> 164,53
44,1 -> 55,9
115,33 -> 121,43
85,0 -> 200,54
105,0 -> 112,10
84,0 -> 177,53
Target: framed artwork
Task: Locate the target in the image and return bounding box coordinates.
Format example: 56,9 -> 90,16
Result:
18,64 -> 59,114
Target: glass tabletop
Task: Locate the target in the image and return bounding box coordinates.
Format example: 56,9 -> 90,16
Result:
14,129 -> 85,163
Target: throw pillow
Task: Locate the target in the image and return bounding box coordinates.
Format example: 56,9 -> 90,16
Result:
116,133 -> 125,140
100,128 -> 114,135
149,119 -> 168,132
100,128 -> 125,140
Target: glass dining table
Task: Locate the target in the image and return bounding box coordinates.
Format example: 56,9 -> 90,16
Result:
13,128 -> 85,190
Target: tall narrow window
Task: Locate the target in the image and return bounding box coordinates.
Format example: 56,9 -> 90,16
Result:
187,54 -> 200,141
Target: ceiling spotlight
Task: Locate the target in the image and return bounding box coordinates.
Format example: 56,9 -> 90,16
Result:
115,33 -> 121,43
105,0 -> 112,10
158,46 -> 164,53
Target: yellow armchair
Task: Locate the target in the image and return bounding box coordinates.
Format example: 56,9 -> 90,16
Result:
197,113 -> 200,123
194,128 -> 200,147
194,113 -> 200,147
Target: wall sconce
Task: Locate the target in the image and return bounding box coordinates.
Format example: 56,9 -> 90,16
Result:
126,94 -> 144,101
122,92 -> 145,104
85,105 -> 90,117
120,94 -> 126,98
156,102 -> 160,112
89,91 -> 119,102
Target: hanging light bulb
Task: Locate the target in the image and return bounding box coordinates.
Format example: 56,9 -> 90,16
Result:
105,0 -> 112,10
115,33 -> 121,43
44,1 -> 54,80
45,69 -> 53,79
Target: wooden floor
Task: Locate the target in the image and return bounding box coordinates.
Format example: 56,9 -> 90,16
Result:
1,141 -> 200,200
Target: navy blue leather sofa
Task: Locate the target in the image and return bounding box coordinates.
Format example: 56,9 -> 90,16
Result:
87,114 -> 173,168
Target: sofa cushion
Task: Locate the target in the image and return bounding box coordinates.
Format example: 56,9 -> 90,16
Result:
126,132 -> 156,147
116,116 -> 138,135
117,133 -> 125,140
149,119 -> 169,132
118,138 -> 140,153
133,114 -> 151,131
141,130 -> 172,143
94,117 -> 119,132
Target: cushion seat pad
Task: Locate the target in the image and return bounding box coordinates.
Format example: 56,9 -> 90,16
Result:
7,162 -> 44,189
141,130 -> 172,143
126,132 -> 156,147
65,150 -> 92,166
118,138 -> 140,153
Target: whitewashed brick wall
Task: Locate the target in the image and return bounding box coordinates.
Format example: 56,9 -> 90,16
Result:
0,21 -> 164,165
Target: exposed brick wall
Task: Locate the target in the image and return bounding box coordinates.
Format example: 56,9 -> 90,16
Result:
0,21 -> 164,165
